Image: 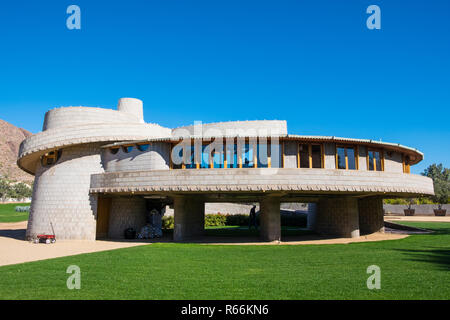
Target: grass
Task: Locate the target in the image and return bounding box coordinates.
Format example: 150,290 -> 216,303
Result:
0,222 -> 448,300
0,203 -> 30,223
170,226 -> 313,237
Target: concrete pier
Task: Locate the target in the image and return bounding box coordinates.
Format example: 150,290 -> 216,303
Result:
358,197 -> 385,235
173,196 -> 205,241
316,197 -> 360,238
259,196 -> 281,242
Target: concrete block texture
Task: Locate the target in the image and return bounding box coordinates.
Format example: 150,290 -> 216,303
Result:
358,197 -> 384,235
102,142 -> 170,172
90,168 -> 434,196
108,197 -> 146,238
316,197 -> 360,238
173,196 -> 205,241
259,196 -> 281,241
26,144 -> 105,240
283,141 -> 298,169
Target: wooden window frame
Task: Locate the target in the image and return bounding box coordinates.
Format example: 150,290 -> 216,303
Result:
170,139 -> 271,170
297,143 -> 324,169
335,145 -> 359,170
366,148 -> 384,172
402,154 -> 411,174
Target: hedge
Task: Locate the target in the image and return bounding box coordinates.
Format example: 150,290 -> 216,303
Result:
162,213 -> 307,229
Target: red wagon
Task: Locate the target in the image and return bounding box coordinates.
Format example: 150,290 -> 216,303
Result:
35,234 -> 56,244
34,222 -> 56,244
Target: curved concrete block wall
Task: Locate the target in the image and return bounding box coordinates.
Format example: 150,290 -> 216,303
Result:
102,142 -> 170,173
173,120 -> 287,138
117,98 -> 144,123
26,144 -> 104,240
43,106 -> 142,131
18,97 -> 434,241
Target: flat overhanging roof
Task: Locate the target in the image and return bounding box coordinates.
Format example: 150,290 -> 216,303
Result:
100,134 -> 424,165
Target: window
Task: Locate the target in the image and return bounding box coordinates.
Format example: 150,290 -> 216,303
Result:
403,155 -> 411,173
185,145 -> 196,169
299,144 -> 309,168
226,144 -> 239,168
122,145 -> 134,153
41,150 -> 62,167
242,143 -> 255,168
311,145 -> 322,168
170,139 -> 274,169
137,143 -> 150,152
298,144 -> 323,168
257,143 -> 270,168
212,150 -> 224,168
110,148 -> 119,155
367,149 -> 383,171
336,146 -> 358,170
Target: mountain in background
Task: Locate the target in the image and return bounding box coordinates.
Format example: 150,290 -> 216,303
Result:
0,119 -> 33,183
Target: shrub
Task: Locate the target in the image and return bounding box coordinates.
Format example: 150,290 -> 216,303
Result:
205,214 -> 227,227
162,216 -> 174,229
14,206 -> 30,212
161,213 -> 308,229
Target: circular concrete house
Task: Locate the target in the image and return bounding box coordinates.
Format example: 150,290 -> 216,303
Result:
18,98 -> 434,241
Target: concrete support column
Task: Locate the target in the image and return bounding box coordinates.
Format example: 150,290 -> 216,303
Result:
316,197 -> 360,238
173,196 -> 205,241
307,203 -> 317,230
259,196 -> 281,242
358,197 -> 385,235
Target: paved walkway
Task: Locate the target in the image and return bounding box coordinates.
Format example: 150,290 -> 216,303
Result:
0,221 -> 149,267
384,215 -> 450,223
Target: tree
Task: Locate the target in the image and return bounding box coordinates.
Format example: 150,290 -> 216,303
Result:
0,177 -> 9,200
11,182 -> 32,199
422,163 -> 450,209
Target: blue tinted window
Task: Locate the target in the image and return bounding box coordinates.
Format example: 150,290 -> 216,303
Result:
122,146 -> 134,153
137,144 -> 150,152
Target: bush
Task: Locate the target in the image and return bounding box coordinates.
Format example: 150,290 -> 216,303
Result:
161,213 -> 308,229
162,216 -> 174,229
205,214 -> 227,227
14,206 -> 30,212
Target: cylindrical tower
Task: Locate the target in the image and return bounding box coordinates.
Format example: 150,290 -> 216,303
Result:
26,144 -> 104,240
117,97 -> 144,123
18,98 -> 172,240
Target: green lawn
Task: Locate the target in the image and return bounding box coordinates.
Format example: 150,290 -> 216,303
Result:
0,203 -> 30,223
0,222 -> 448,300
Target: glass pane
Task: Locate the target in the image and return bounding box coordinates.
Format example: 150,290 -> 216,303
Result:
122,146 -> 133,153
299,144 -> 309,168
375,151 -> 382,171
213,151 -> 223,168
337,147 -> 346,169
347,148 -> 356,170
185,145 -> 196,169
257,144 -> 269,168
137,144 -> 150,152
368,151 -> 374,171
311,145 -> 322,168
172,145 -> 183,169
201,145 -> 210,168
242,143 -> 254,168
226,144 -> 238,168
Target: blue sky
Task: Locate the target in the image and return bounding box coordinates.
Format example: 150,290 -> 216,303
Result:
0,0 -> 448,174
